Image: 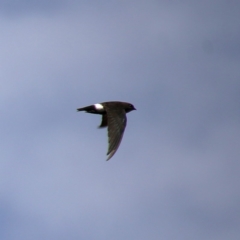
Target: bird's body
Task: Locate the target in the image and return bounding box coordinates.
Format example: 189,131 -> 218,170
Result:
77,101 -> 136,160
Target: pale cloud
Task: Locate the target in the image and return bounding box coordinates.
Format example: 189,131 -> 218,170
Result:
0,1 -> 240,240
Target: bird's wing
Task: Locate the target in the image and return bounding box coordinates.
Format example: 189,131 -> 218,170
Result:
105,108 -> 127,160
98,114 -> 108,128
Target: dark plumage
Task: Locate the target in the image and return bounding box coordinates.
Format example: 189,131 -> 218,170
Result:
77,101 -> 136,160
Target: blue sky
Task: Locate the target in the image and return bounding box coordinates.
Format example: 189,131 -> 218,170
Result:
1,1 -> 240,239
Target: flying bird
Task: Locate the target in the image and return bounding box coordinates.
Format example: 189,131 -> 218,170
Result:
77,101 -> 136,160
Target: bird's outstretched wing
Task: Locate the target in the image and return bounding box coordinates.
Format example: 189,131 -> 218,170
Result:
105,108 -> 127,160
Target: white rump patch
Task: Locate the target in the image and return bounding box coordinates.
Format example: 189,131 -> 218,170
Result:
94,103 -> 104,110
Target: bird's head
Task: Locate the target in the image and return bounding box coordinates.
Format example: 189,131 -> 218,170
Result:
125,103 -> 136,113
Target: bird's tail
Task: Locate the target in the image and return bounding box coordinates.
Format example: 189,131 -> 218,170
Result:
77,105 -> 92,112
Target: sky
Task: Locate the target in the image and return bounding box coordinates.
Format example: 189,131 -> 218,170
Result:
1,0 -> 240,239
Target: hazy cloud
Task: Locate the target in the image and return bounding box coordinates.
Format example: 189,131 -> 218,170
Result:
1,1 -> 240,239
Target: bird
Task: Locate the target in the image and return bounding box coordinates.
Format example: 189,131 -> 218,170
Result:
77,101 -> 136,160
